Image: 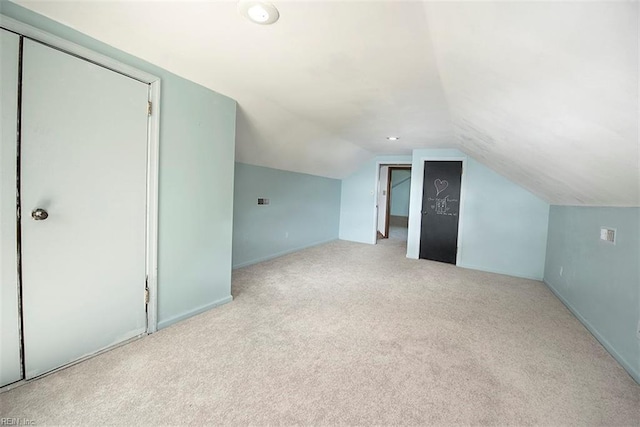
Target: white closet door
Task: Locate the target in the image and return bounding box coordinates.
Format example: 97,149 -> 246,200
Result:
0,29 -> 22,387
21,39 -> 149,379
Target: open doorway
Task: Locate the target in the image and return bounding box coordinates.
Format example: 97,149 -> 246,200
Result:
376,164 -> 412,244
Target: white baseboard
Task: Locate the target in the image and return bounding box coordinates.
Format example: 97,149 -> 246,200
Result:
157,295 -> 233,330
232,238 -> 337,269
543,280 -> 640,385
457,263 -> 543,281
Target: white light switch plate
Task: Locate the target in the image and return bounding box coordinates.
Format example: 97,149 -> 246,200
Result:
600,227 -> 616,244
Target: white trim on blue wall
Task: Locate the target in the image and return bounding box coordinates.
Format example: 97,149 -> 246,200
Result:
373,160 -> 412,246
233,238 -> 338,270
0,15 -> 158,83
544,280 -> 640,384
157,296 -> 233,330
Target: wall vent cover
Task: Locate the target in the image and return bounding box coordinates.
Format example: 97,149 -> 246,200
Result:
258,198 -> 270,205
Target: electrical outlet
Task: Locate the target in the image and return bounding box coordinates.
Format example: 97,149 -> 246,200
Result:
560,266 -> 563,277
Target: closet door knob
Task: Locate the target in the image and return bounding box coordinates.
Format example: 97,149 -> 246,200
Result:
31,208 -> 49,221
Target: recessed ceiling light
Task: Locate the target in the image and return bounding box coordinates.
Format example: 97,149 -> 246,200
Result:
239,1 -> 280,25
387,136 -> 400,141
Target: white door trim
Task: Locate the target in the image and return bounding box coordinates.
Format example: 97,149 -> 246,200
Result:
373,161 -> 412,245
0,15 -> 158,83
408,156 -> 467,265
0,14 -> 160,334
145,81 -> 160,334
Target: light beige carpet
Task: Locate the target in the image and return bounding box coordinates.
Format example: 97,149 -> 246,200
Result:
2,239 -> 639,425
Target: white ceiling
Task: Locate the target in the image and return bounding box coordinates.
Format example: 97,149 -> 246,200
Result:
13,1 -> 640,206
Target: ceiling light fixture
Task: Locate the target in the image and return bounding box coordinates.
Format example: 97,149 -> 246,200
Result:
239,1 -> 280,25
387,136 -> 400,141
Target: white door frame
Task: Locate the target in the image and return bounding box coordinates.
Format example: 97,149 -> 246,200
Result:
0,15 -> 160,334
376,166 -> 389,238
373,161 -> 412,244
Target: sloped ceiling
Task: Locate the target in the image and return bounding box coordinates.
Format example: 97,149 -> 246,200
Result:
425,1 -> 639,206
11,1 -> 639,206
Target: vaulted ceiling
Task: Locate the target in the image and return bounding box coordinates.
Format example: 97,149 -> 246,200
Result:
13,1 -> 639,206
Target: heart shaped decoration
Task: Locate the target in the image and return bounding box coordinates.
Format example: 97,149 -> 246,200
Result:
434,179 -> 449,196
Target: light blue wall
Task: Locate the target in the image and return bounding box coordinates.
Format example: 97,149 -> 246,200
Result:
157,78 -> 236,328
407,149 -> 549,279
1,3 -> 237,329
339,149 -> 548,280
390,169 -> 411,217
457,154 -> 549,280
339,155 -> 412,244
233,163 -> 341,268
544,206 -> 640,383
